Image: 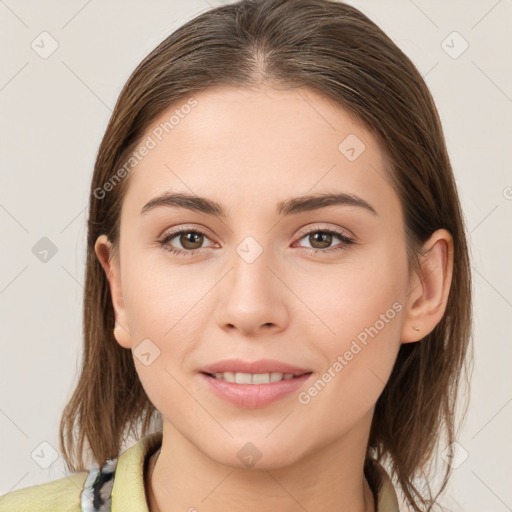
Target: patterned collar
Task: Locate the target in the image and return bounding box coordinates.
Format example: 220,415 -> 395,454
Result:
80,457 -> 117,511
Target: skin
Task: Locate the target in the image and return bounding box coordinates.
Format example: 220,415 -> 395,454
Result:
95,85 -> 453,512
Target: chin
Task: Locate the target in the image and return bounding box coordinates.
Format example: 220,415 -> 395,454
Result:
195,433 -> 309,471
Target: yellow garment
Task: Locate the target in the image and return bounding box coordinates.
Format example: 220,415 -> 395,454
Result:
0,432 -> 400,511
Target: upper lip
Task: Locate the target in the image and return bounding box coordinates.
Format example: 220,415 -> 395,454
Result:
201,358 -> 312,376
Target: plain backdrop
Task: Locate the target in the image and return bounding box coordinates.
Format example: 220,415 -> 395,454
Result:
0,1 -> 511,510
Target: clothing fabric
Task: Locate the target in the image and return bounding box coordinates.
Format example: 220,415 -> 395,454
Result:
0,432 -> 400,511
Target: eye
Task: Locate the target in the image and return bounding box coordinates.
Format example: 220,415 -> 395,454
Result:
158,227 -> 215,256
294,227 -> 355,254
158,225 -> 355,257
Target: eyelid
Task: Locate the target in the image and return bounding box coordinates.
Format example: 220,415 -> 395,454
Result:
295,223 -> 354,240
160,224 -> 207,237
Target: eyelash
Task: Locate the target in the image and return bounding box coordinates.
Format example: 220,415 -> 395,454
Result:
157,226 -> 355,257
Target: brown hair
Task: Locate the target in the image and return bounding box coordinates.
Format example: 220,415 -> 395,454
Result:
59,0 -> 473,509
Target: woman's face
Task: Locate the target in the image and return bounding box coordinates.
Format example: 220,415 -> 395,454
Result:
98,85 -> 415,469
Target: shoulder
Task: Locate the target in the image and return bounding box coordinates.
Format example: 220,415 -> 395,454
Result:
0,432 -> 163,512
0,472 -> 88,512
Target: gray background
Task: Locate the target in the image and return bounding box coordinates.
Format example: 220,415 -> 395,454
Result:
1,1 -> 511,510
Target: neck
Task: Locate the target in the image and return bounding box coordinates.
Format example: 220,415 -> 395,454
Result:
146,412 -> 376,512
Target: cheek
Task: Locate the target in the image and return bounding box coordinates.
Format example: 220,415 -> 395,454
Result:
120,254 -> 216,409
293,289 -> 404,445
121,260 -> 208,417
293,243 -> 407,427
122,249 -> 209,338
297,245 -> 406,346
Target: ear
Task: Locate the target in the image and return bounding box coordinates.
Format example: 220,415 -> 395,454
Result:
400,229 -> 454,343
94,234 -> 132,349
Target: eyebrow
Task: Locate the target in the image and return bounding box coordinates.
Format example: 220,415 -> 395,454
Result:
140,191 -> 378,217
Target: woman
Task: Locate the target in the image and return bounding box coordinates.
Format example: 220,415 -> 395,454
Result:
0,0 -> 472,510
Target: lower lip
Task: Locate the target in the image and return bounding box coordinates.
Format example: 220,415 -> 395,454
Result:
200,372 -> 313,409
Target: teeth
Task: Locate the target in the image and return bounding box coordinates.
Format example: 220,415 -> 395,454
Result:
211,372 -> 297,384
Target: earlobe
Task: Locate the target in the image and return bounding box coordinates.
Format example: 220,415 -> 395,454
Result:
94,234 -> 132,349
400,229 -> 454,344
112,323 -> 131,349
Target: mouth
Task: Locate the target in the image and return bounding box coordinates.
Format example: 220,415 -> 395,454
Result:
201,371 -> 312,384
198,366 -> 314,408
198,358 -> 313,408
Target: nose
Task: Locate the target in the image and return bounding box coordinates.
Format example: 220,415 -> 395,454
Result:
215,243 -> 289,337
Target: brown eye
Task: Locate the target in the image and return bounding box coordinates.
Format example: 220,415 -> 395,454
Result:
308,232 -> 333,249
178,231 -> 204,250
158,228 -> 215,256
295,228 -> 355,254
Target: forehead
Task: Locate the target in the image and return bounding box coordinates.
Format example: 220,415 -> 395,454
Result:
121,85 -> 399,221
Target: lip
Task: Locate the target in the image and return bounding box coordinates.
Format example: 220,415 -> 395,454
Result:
200,358 -> 311,376
199,372 -> 313,409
